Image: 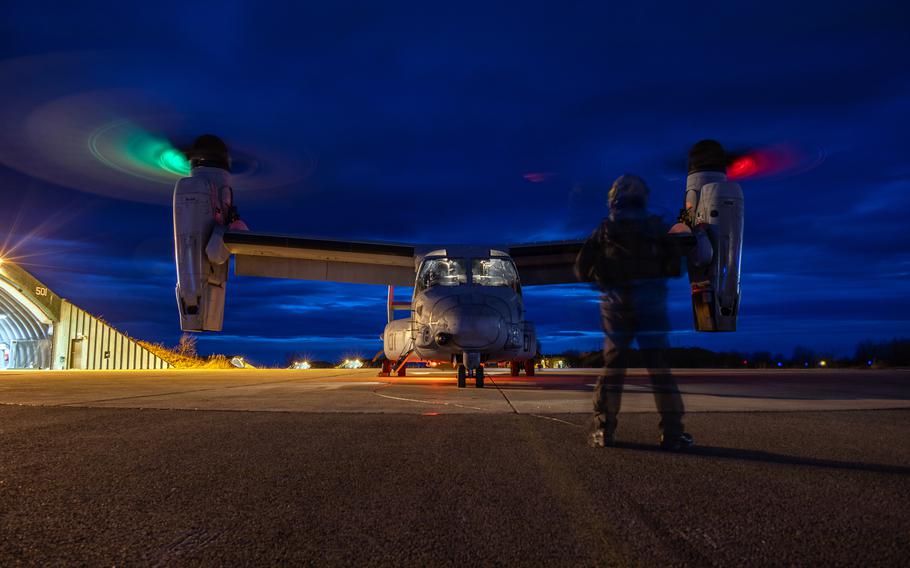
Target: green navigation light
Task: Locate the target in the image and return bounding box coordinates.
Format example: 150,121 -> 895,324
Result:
88,120 -> 191,181
158,147 -> 191,176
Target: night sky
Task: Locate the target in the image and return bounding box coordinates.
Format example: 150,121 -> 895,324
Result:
1,2 -> 907,365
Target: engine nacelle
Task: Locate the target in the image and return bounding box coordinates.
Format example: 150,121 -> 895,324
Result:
173,169 -> 230,331
685,172 -> 744,331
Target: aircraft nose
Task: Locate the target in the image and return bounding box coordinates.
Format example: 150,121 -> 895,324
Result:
444,305 -> 503,349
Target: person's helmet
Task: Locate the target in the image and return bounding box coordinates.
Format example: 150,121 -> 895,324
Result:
186,134 -> 230,171
687,139 -> 726,174
608,174 -> 649,209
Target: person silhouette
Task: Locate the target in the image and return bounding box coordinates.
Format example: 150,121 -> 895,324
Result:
575,174 -> 694,451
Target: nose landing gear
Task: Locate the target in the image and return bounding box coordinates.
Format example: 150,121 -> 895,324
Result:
457,351 -> 485,389
457,352 -> 484,389
456,364 -> 484,388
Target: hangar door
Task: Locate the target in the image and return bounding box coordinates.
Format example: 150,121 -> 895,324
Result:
0,268 -> 56,370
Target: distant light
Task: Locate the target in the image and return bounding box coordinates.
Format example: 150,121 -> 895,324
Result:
867,360 -> 873,366
0,257 -> 5,266
742,360 -> 748,365
292,360 -> 311,370
777,362 -> 783,367
804,362 -> 809,367
522,172 -> 556,183
819,360 -> 827,367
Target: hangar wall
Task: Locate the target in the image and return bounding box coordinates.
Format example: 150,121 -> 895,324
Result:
0,261 -> 171,370
51,302 -> 170,370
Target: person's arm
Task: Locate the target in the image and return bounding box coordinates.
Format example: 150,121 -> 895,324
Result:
574,221 -> 607,283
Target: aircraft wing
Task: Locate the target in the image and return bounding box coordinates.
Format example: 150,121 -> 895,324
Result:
507,240 -> 585,285
507,234 -> 697,285
222,231 -> 417,286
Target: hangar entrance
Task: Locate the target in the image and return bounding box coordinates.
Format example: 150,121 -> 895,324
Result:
0,260 -> 171,370
0,267 -> 54,370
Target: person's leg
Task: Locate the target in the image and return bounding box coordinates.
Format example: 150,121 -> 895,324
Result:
633,286 -> 688,443
593,302 -> 632,439
639,332 -> 685,438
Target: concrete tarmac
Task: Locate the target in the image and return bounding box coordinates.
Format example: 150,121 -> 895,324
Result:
1,367 -> 908,414
1,368 -> 909,565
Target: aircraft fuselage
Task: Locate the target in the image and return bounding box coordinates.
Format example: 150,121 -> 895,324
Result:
383,251 -> 537,367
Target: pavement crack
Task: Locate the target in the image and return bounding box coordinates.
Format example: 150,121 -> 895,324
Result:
528,413 -> 584,428
486,375 -> 518,414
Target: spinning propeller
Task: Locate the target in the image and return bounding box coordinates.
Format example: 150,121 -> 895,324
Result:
723,143 -> 826,181
0,52 -> 316,203
664,140 -> 825,181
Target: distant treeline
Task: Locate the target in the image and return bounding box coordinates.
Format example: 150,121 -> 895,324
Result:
275,338 -> 910,370
546,338 -> 910,369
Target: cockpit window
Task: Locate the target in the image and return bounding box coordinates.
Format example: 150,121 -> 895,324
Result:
472,258 -> 520,292
416,258 -> 468,292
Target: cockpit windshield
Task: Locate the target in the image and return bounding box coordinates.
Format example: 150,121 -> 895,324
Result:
472,258 -> 520,292
416,258 -> 468,292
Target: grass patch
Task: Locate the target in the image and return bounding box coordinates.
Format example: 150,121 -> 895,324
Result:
137,341 -> 236,369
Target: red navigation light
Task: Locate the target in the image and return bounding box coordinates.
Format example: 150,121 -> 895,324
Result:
726,143 -> 823,180
727,155 -> 760,180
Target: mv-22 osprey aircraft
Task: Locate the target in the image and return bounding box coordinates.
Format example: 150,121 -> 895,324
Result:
173,137 -> 743,388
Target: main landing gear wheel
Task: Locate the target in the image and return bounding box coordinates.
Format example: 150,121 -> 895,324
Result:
510,361 -> 520,377
475,366 -> 484,388
524,360 -> 535,377
457,365 -> 467,388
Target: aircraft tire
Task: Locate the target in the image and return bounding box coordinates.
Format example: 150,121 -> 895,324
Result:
457,365 -> 467,388
475,366 -> 484,388
524,360 -> 535,377
510,361 -> 520,377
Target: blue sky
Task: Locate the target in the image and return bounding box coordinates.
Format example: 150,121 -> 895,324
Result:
0,1 -> 907,364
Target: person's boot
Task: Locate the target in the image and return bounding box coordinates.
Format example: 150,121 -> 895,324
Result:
659,432 -> 694,451
588,427 -> 615,448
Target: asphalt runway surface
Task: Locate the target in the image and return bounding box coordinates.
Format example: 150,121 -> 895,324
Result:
1,369 -> 909,565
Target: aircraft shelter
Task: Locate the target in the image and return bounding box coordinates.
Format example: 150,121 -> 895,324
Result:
0,260 -> 170,370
